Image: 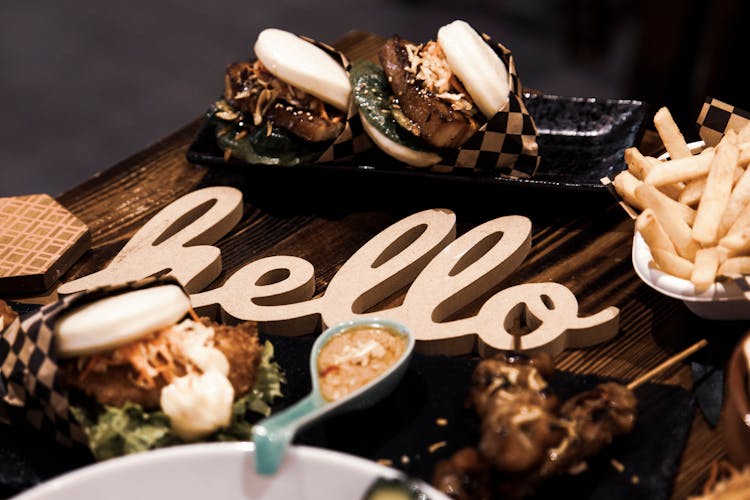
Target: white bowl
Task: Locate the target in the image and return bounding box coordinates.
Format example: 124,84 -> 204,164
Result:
13,443 -> 449,500
632,231 -> 750,319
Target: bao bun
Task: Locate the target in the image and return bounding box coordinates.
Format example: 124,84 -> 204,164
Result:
355,20 -> 511,167
437,20 -> 510,119
255,28 -> 351,112
54,285 -> 190,358
360,118 -> 442,167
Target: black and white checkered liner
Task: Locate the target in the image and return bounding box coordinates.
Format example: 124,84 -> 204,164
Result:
696,97 -> 750,147
0,276 -> 182,447
299,35 -> 373,164
431,33 -> 540,177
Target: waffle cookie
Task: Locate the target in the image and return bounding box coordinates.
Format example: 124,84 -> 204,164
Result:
0,194 -> 90,294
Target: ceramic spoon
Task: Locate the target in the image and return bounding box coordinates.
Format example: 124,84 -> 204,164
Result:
252,317 -> 415,475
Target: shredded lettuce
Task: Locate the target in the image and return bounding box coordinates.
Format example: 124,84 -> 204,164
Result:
71,341 -> 285,460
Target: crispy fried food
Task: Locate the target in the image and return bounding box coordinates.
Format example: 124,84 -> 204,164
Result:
613,106 -> 750,286
61,319 -> 262,409
654,107 -> 692,160
213,321 -> 263,396
692,133 -> 739,246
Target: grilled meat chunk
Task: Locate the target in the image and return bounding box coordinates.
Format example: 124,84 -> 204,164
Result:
469,353 -> 560,474
434,353 -> 638,499
433,447 -> 492,500
539,382 -> 637,478
265,102 -> 344,142
379,36 -> 478,149
223,60 -> 344,142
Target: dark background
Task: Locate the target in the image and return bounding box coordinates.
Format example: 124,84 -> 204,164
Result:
1,0 -> 747,197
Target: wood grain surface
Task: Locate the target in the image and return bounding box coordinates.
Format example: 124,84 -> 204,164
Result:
34,31 -> 743,498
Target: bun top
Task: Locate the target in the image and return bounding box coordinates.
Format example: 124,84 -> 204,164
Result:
255,28 -> 351,112
437,20 -> 510,119
54,285 -> 191,358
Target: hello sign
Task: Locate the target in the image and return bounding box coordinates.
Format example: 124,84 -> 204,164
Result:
58,187 -> 619,356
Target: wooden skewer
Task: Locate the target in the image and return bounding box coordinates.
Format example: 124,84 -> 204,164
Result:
188,306 -> 200,322
627,338 -> 708,390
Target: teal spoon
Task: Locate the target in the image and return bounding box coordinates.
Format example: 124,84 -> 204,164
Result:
251,317 -> 415,475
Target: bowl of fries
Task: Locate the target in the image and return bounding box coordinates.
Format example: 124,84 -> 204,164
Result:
614,107 -> 750,319
631,231 -> 750,319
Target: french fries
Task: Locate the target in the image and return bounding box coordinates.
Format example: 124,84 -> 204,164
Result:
692,135 -> 738,245
654,107 -> 692,160
644,148 -> 714,186
691,248 -> 720,291
635,184 -> 699,260
612,107 -> 750,290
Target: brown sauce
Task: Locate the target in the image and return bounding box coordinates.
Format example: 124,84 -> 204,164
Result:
317,326 -> 407,402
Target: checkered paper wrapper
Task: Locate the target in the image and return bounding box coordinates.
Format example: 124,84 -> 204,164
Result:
299,35 -> 373,163
429,33 -> 541,177
0,276 -> 182,447
696,97 -> 750,147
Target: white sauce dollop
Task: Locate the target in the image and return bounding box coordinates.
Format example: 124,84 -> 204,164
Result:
158,320 -> 235,440
168,320 -> 230,375
160,371 -> 235,441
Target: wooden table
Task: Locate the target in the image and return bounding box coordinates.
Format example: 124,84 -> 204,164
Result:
15,31 -> 744,499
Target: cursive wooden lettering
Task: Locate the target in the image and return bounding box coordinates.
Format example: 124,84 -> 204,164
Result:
58,188 -> 620,356
58,187 -> 243,295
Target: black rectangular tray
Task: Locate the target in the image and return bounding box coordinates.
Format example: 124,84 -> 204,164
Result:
186,94 -> 648,193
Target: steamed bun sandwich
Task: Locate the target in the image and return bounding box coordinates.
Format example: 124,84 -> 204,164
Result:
350,20 -> 525,168
210,28 -> 352,166
5,282 -> 284,459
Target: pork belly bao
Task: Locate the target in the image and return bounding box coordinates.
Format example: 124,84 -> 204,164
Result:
210,28 -> 351,166
54,285 -> 283,459
351,20 -> 510,167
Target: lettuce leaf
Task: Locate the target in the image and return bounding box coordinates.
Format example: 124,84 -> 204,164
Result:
209,102 -> 330,167
71,341 -> 285,460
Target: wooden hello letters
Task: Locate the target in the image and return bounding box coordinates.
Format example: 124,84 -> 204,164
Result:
58,187 -> 243,295
58,187 -> 619,356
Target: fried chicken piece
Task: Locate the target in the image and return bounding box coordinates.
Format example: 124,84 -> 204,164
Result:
61,319 -> 262,410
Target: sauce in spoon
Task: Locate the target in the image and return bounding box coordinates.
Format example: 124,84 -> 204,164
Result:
252,318 -> 414,475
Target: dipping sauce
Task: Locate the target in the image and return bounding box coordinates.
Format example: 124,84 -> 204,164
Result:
317,326 -> 407,402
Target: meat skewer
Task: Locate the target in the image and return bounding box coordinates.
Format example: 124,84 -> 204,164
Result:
434,339 -> 707,499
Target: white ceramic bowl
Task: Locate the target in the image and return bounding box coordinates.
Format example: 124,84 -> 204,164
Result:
13,443 -> 449,500
632,231 -> 750,319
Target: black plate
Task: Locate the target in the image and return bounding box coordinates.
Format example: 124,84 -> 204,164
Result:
0,333 -> 693,499
186,94 -> 649,193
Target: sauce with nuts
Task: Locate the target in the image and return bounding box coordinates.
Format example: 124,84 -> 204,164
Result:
317,326 -> 407,402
